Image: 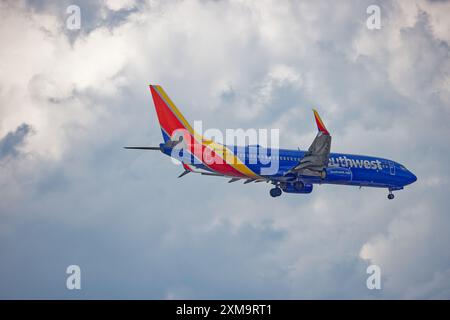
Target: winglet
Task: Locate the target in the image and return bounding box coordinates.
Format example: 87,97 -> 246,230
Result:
312,109 -> 330,135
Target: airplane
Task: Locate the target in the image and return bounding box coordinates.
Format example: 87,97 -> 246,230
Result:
125,85 -> 417,199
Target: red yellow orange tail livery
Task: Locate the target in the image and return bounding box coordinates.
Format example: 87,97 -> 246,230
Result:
149,85 -> 260,179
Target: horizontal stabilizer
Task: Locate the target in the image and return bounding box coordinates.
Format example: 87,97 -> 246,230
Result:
201,172 -> 225,177
124,146 -> 160,150
178,170 -> 190,178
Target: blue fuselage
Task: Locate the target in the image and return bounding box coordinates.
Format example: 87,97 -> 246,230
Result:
232,146 -> 417,189
162,144 -> 417,190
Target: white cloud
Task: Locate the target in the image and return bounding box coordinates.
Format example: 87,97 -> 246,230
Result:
105,0 -> 137,12
0,1 -> 136,160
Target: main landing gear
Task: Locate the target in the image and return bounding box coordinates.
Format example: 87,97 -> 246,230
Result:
270,187 -> 282,198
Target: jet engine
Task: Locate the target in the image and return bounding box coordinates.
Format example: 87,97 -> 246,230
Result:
324,167 -> 353,182
282,182 -> 313,194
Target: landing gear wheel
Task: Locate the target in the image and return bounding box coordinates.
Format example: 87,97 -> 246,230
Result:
320,170 -> 327,179
387,193 -> 395,200
270,187 -> 282,198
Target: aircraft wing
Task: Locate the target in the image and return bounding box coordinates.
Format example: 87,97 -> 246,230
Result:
288,109 -> 331,177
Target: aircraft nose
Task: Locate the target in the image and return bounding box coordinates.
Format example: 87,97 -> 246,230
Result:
407,171 -> 417,185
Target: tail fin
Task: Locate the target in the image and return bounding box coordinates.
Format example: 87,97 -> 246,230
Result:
149,85 -> 194,142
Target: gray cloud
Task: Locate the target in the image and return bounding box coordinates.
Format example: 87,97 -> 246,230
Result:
0,123 -> 32,160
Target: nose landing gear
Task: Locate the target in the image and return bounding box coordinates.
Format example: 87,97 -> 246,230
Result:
387,186 -> 403,200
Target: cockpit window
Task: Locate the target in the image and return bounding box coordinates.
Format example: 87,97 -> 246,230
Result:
400,165 -> 407,171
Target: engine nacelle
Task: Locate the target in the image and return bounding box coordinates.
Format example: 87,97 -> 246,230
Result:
325,167 -> 352,182
282,182 -> 313,194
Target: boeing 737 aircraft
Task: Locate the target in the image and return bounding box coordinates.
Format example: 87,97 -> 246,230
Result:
125,85 -> 417,199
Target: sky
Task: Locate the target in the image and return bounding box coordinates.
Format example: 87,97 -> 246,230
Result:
0,0 -> 449,299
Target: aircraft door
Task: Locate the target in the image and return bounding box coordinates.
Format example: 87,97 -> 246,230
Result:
388,161 -> 395,175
